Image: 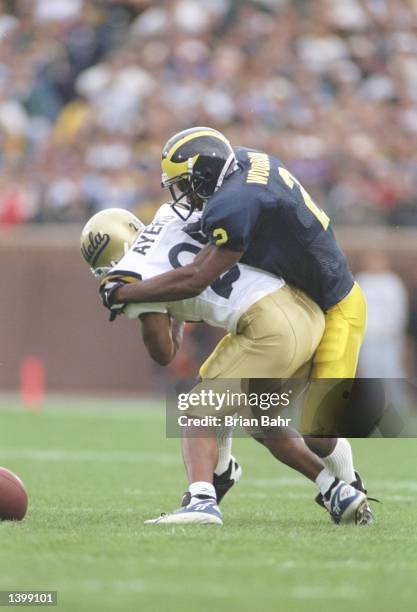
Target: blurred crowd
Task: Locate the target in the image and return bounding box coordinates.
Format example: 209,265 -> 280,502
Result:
0,0 -> 416,225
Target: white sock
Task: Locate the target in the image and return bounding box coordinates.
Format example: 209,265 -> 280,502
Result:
315,468 -> 336,497
189,481 -> 216,505
322,438 -> 356,484
214,426 -> 233,476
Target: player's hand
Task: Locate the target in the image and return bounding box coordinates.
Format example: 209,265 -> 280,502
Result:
99,280 -> 127,321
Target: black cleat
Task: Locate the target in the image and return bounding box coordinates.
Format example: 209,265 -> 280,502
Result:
213,457 -> 242,504
181,457 -> 242,507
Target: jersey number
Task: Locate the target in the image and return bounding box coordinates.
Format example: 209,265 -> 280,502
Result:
168,243 -> 240,299
278,167 -> 330,230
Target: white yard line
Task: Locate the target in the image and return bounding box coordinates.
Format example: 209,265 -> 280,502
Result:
0,398 -> 165,421
37,578 -> 232,598
74,579 -> 146,594
0,449 -> 416,493
244,477 -> 417,492
0,448 -> 177,464
292,584 -> 361,600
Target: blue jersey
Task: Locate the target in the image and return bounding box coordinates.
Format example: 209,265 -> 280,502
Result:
201,147 -> 354,311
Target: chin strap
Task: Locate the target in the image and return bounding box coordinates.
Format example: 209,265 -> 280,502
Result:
214,152 -> 237,193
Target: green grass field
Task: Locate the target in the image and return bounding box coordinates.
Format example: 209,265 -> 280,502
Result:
0,396 -> 416,612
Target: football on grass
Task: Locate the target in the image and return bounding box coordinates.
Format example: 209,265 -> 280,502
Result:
0,467 -> 28,521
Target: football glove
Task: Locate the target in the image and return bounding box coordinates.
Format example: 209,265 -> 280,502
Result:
99,280 -> 127,321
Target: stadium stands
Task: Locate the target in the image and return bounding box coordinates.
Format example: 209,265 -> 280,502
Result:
0,0 -> 416,226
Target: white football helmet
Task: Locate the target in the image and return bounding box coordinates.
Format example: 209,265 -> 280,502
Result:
80,208 -> 144,279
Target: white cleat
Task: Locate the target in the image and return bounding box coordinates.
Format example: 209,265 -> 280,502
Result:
315,471 -> 376,525
323,479 -> 368,525
144,499 -> 223,525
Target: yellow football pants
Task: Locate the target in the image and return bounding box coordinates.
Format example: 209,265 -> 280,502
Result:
191,285 -> 325,421
199,285 -> 324,381
300,281 -> 367,434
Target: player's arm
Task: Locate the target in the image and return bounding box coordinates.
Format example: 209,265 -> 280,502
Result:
112,244 -> 243,304
140,313 -> 184,366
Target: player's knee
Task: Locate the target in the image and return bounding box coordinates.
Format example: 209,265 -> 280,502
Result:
303,436 -> 336,457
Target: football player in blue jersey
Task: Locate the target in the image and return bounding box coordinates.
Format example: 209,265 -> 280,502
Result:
100,127 -> 375,523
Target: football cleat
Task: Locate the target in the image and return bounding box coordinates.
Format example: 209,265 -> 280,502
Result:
315,471 -> 376,525
323,478 -> 368,525
350,471 -> 377,525
144,499 -> 223,525
213,457 -> 242,503
180,457 -> 242,507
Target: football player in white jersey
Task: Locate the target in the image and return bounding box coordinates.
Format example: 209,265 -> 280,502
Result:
81,206 -> 371,526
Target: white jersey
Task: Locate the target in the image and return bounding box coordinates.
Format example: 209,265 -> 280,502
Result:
111,204 -> 284,333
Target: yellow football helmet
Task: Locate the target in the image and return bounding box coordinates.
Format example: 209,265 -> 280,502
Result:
161,126 -> 236,219
80,208 -> 144,279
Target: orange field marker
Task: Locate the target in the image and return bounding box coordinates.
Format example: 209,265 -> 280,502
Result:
20,356 -> 45,410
